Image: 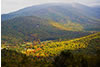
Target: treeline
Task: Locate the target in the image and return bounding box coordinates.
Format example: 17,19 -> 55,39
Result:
2,33 -> 100,67
1,31 -> 91,45
1,49 -> 53,67
2,49 -> 100,67
54,50 -> 100,67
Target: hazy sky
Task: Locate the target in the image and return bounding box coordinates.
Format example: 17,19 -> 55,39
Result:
2,0 -> 100,14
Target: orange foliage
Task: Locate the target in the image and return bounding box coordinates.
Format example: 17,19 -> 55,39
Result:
36,48 -> 42,51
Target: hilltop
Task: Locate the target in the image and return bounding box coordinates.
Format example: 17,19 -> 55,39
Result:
2,3 -> 100,31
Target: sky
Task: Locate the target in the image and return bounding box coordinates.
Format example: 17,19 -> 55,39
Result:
1,0 -> 100,14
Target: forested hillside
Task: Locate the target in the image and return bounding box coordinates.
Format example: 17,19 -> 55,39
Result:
2,3 -> 100,45
2,16 -> 91,44
2,32 -> 100,67
1,3 -> 100,67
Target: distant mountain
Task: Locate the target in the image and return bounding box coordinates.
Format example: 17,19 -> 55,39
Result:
91,6 -> 100,19
2,16 -> 90,44
2,3 -> 100,44
2,3 -> 100,31
2,3 -> 100,20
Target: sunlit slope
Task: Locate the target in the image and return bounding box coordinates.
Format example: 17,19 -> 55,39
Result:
50,20 -> 83,31
1,33 -> 100,67
2,32 -> 100,58
32,32 -> 100,56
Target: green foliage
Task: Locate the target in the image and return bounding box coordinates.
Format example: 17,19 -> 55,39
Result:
54,50 -> 100,67
1,33 -> 100,67
1,49 -> 54,67
2,16 -> 91,44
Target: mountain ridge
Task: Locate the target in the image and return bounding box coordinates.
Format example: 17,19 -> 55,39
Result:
2,16 -> 91,44
2,3 -> 100,31
2,3 -> 100,44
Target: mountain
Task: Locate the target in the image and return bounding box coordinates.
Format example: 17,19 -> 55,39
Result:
2,3 -> 100,31
2,3 -> 100,20
91,6 -> 100,19
2,3 -> 100,44
2,16 -> 90,44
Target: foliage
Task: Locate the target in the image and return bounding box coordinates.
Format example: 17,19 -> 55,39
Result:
1,32 -> 100,67
54,50 -> 100,67
50,20 -> 83,31
2,16 -> 91,44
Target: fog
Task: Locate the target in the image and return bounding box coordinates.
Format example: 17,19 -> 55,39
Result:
2,0 -> 100,14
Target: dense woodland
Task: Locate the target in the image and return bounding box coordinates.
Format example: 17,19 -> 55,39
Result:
2,32 -> 100,67
2,16 -> 92,44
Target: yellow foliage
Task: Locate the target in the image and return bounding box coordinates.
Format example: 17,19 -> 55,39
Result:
50,20 -> 83,31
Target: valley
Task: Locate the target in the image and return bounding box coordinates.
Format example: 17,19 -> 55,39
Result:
1,3 -> 100,67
